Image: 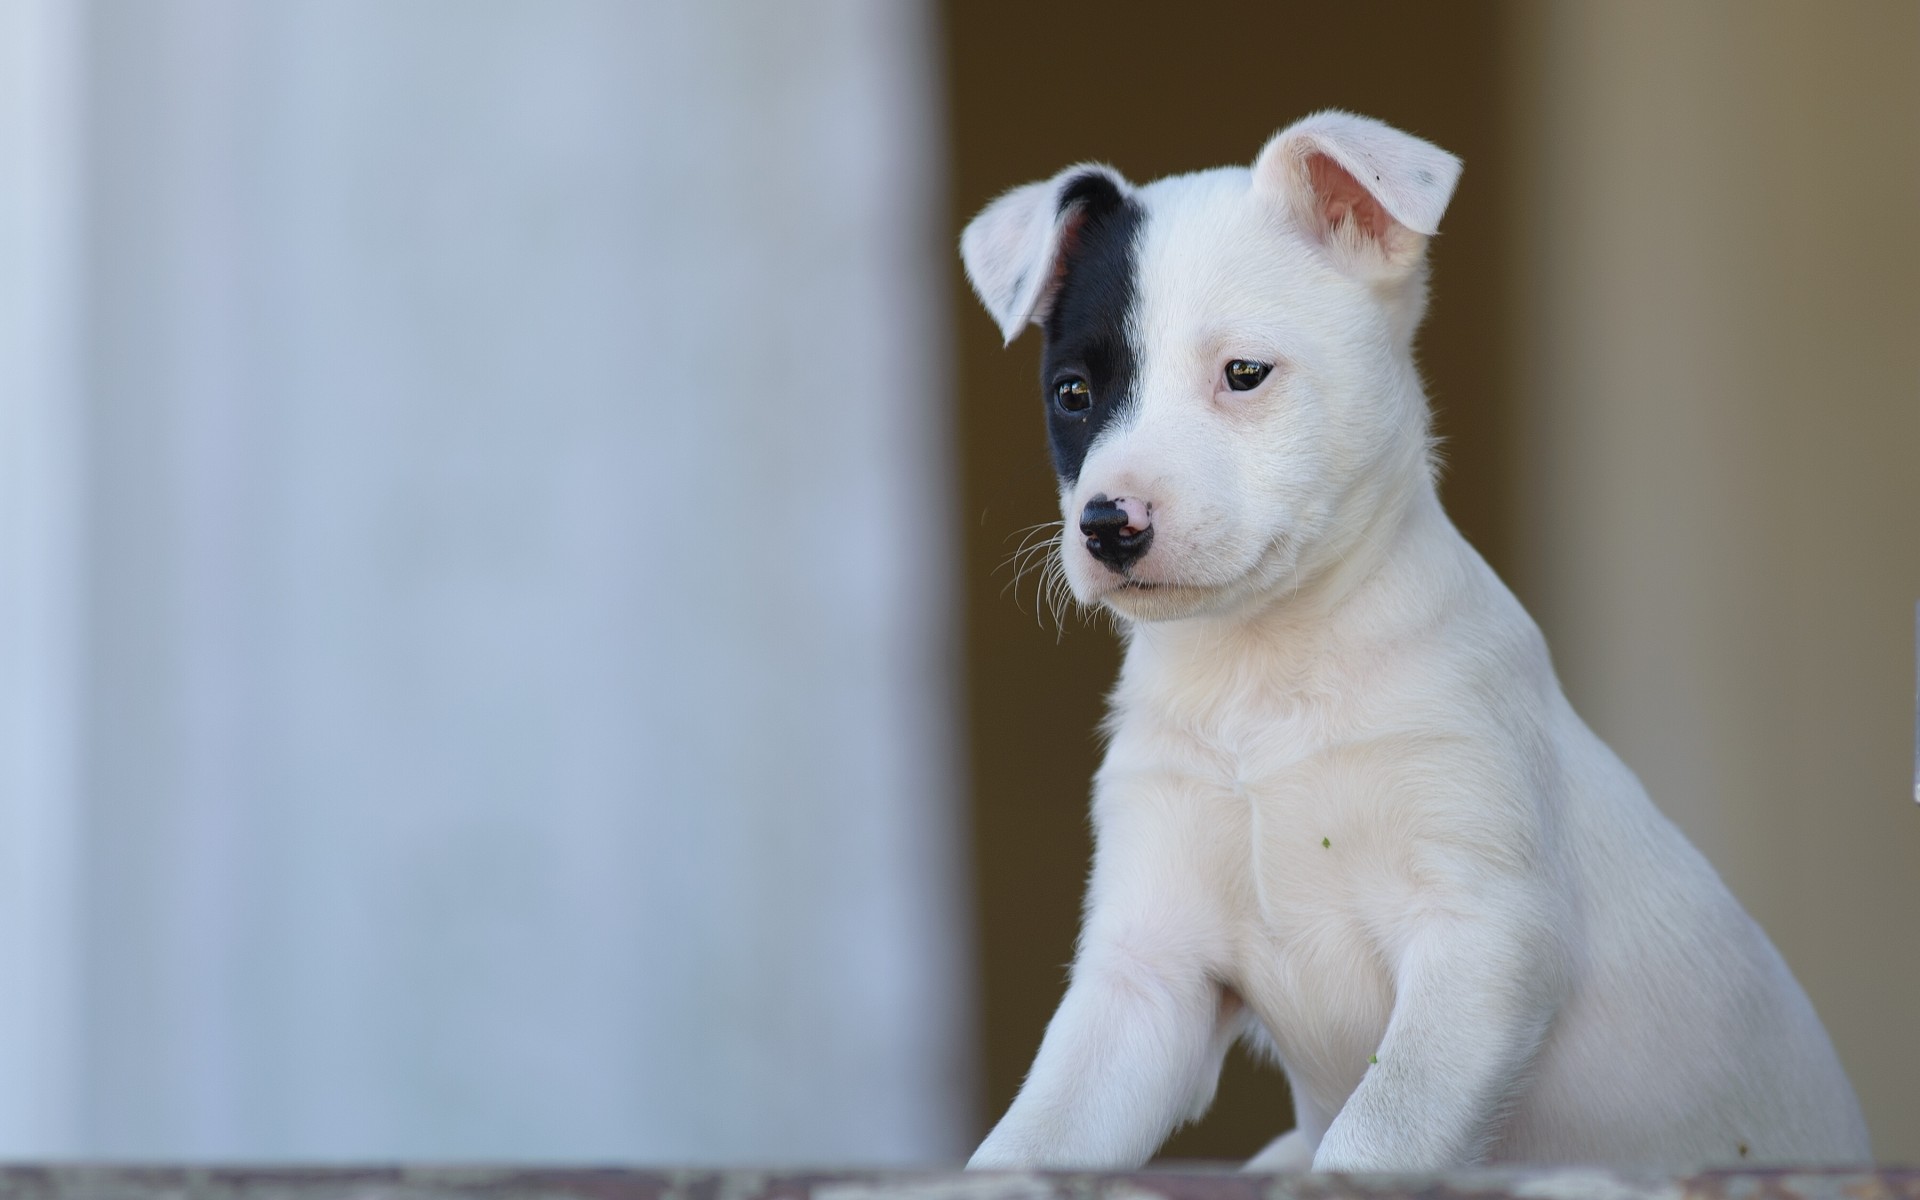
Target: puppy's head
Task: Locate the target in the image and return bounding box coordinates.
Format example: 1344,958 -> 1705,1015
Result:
961,112 -> 1460,622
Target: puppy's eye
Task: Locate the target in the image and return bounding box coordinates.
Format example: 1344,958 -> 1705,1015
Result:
1225,360 -> 1273,391
1054,377 -> 1092,413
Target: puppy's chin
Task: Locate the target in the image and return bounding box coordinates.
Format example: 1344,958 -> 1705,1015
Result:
1093,579 -> 1227,623
1076,540 -> 1300,624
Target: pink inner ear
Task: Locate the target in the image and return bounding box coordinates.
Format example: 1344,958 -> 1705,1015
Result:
1044,206 -> 1091,302
1307,151 -> 1394,241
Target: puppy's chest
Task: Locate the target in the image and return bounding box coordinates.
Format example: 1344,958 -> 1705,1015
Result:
1114,696 -> 1407,964
1103,686 -> 1410,1067
1223,751 -> 1395,961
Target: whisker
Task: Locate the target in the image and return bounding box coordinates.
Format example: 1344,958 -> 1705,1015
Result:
1046,556 -> 1073,641
993,519 -> 1066,625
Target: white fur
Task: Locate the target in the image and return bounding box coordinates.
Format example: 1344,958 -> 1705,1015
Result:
959,162 -> 1133,344
959,112 -> 1869,1171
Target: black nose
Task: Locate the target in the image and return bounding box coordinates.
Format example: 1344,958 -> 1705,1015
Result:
1079,495 -> 1152,572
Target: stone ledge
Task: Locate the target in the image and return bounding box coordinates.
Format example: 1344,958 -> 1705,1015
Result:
0,1169 -> 1913,1200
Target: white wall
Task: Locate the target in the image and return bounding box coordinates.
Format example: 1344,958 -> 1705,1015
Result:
0,0 -> 86,1157
1,0 -> 972,1162
1513,0 -> 1920,1158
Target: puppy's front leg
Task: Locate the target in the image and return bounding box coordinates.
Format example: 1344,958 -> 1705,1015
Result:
1312,907 -> 1567,1171
968,944 -> 1235,1168
970,778 -> 1237,1169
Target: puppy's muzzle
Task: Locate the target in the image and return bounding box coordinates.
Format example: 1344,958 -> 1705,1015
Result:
1080,494 -> 1153,572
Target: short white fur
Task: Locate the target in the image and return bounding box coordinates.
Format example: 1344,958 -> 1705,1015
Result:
958,111 -> 1868,1171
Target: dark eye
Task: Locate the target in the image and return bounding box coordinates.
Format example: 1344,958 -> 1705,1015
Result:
1225,360 -> 1273,391
1054,376 -> 1092,412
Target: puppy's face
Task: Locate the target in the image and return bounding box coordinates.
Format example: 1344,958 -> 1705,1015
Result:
962,112 -> 1461,622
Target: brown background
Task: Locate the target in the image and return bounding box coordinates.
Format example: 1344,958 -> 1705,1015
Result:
943,1 -> 1519,1160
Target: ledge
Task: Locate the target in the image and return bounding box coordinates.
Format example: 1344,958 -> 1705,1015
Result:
0,1168 -> 1914,1200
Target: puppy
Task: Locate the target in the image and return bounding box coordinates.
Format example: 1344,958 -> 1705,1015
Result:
957,112 -> 1869,1172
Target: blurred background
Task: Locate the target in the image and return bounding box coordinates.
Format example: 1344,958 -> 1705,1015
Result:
1,0 -> 1914,1168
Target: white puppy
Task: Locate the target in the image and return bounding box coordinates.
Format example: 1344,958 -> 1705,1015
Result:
957,111 -> 1869,1172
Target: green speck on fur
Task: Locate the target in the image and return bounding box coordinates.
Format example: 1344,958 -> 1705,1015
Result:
1321,837 -> 1330,849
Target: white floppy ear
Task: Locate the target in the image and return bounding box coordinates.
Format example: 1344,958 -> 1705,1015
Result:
1252,110 -> 1461,276
959,163 -> 1133,344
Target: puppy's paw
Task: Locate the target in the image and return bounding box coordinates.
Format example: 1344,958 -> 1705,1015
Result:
967,1127 -> 1046,1170
1243,1128 -> 1316,1172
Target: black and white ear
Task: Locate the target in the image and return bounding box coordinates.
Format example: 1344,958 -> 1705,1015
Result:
1252,111 -> 1461,277
959,163 -> 1133,344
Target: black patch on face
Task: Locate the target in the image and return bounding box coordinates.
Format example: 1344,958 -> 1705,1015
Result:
1040,174 -> 1143,486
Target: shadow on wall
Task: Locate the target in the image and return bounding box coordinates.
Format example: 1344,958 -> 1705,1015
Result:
944,0 -> 1518,1160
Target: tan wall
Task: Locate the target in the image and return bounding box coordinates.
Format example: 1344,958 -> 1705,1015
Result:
1510,0 -> 1920,1159
949,0 -> 1917,1163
